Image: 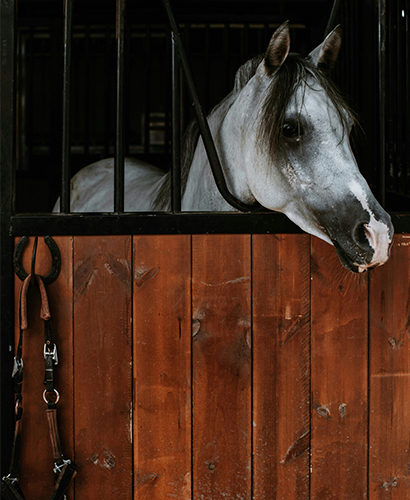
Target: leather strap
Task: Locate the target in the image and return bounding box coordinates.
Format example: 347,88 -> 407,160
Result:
4,267 -> 77,500
1,478 -> 26,500
46,410 -> 64,463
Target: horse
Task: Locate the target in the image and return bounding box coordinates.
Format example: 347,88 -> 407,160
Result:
55,22 -> 394,273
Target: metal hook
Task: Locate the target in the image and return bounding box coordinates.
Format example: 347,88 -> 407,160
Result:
13,236 -> 61,285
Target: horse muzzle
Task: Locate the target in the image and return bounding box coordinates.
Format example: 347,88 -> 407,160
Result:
331,216 -> 394,273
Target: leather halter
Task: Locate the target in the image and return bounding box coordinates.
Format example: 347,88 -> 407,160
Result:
2,237 -> 76,500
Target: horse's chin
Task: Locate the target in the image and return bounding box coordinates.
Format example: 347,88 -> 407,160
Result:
331,241 -> 371,273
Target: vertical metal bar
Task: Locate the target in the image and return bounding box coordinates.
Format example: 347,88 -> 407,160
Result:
406,0 -> 410,194
171,34 -> 181,211
205,24 -> 210,112
115,0 -> 126,213
223,24 -> 230,94
27,27 -> 35,169
324,0 -> 342,37
378,0 -> 386,207
396,1 -> 402,196
143,25 -> 151,155
1,0 -> 16,476
104,24 -> 112,158
84,23 -> 90,161
61,0 -> 73,213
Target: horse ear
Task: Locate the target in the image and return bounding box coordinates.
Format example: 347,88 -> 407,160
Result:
309,25 -> 342,72
264,21 -> 290,75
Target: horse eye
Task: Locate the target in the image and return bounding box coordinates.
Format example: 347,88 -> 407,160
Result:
282,121 -> 303,140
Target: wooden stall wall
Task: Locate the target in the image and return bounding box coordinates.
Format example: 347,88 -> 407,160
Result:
13,234 -> 410,499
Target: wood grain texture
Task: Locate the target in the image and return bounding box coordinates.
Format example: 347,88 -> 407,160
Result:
310,237 -> 369,499
369,234 -> 410,499
133,235 -> 191,500
252,234 -> 311,500
192,234 -> 252,500
13,236 -> 73,498
73,236 -> 132,499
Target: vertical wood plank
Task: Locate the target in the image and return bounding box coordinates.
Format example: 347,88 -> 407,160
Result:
192,234 -> 252,500
73,236 -> 132,499
133,235 -> 191,500
310,237 -> 369,499
369,234 -> 410,498
13,236 -> 73,498
252,234 -> 311,499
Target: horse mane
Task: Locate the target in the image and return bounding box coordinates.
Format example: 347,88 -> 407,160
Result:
153,55 -> 262,210
256,53 -> 357,158
153,52 -> 356,210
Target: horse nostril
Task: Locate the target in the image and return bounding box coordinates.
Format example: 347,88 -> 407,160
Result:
354,222 -> 379,252
355,223 -> 370,247
354,222 -> 378,251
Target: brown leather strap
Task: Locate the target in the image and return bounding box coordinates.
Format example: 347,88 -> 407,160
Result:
19,274 -> 51,330
34,275 -> 51,321
19,275 -> 32,331
46,409 -> 64,462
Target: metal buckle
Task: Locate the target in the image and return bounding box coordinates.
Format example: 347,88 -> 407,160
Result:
53,459 -> 71,475
11,357 -> 23,378
44,343 -> 58,365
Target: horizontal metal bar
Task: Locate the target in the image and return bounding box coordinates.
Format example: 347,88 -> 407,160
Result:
11,212 -> 301,236
9,213 -> 408,237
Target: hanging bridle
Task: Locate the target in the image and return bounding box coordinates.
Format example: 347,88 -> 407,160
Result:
2,237 -> 76,500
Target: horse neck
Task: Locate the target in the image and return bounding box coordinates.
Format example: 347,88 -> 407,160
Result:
181,91 -> 252,211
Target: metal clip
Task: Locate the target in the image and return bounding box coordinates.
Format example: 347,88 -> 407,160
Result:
44,343 -> 58,365
2,474 -> 18,484
11,356 -> 23,378
53,459 -> 72,475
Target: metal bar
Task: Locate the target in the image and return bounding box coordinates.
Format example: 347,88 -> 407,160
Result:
324,0 -> 343,37
144,25 -> 151,155
396,2 -> 402,195
160,0 -> 262,212
406,0 -> 410,195
10,213 -> 410,237
61,0 -> 73,213
115,0 -> 126,213
84,23 -> 90,160
11,213 -> 300,236
378,0 -> 386,206
205,24 -> 210,111
171,34 -> 181,211
104,24 -> 112,158
1,0 -> 17,477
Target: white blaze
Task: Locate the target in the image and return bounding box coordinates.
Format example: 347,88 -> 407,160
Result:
349,180 -> 392,271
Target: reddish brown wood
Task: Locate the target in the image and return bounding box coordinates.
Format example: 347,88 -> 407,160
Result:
192,234 -> 252,500
369,234 -> 410,499
12,232 -> 410,499
133,235 -> 192,499
310,237 -> 369,499
13,236 -> 73,498
252,234 -> 311,499
73,236 -> 132,499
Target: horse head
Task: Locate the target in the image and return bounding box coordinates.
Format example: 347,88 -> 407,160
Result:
236,22 -> 393,272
